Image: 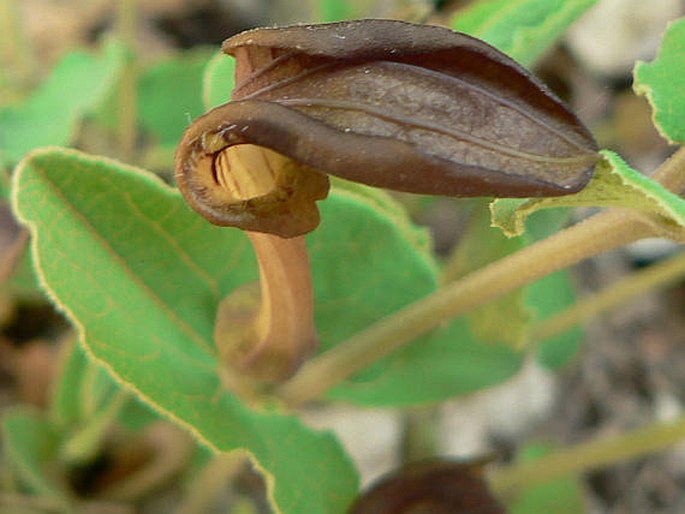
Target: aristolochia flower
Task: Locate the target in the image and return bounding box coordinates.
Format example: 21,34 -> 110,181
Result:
174,20 -> 599,383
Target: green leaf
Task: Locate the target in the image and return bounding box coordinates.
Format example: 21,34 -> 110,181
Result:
452,0 -> 597,67
317,195 -> 577,404
2,408 -> 69,505
12,143 -> 526,437
634,16 -> 685,144
522,209 -> 584,370
328,179 -> 434,261
203,52 -> 235,110
435,203 -> 582,373
491,150 -> 685,237
51,340 -> 157,437
138,48 -> 215,148
13,148 -> 358,514
0,41 -> 124,164
330,317 -> 524,405
318,0 -> 354,22
312,187 -> 438,376
443,202 -> 531,349
529,270 -> 584,369
509,443 -> 587,514
312,186 -> 523,405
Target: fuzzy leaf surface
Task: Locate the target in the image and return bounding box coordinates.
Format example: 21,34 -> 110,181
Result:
440,205 -> 581,372
329,316 -> 524,406
319,0 -> 355,21
444,203 -> 531,349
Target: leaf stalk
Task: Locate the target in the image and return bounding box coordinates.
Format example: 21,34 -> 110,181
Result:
489,414 -> 685,496
531,248 -> 685,343
278,209 -> 672,407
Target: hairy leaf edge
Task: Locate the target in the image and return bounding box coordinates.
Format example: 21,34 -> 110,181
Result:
10,146 -> 355,514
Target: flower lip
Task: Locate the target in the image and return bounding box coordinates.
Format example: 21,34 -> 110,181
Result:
175,103 -> 330,238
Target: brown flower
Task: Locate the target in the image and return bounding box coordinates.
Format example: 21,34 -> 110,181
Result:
174,20 -> 599,383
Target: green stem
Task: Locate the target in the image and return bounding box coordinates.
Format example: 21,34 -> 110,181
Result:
401,406 -> 440,463
278,209 -> 660,407
651,146 -> 685,194
61,391 -> 129,465
100,424 -> 193,502
176,453 -> 246,514
489,415 -> 685,496
116,0 -> 139,163
80,359 -> 109,419
528,145 -> 685,342
531,249 -> 685,343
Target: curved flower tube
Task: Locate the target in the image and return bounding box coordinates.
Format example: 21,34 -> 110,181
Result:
175,19 -> 599,383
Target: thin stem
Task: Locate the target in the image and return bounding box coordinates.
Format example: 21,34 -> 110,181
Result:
531,249 -> 685,343
528,145 -> 685,342
81,358 -> 109,419
651,146 -> 685,194
116,0 -> 138,163
401,406 -> 440,463
489,415 -> 685,496
61,391 -> 129,465
100,424 -> 194,501
278,210 -> 659,407
176,453 -> 246,514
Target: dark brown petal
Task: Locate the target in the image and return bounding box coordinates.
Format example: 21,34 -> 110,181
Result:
223,19 -> 598,195
349,459 -> 507,514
